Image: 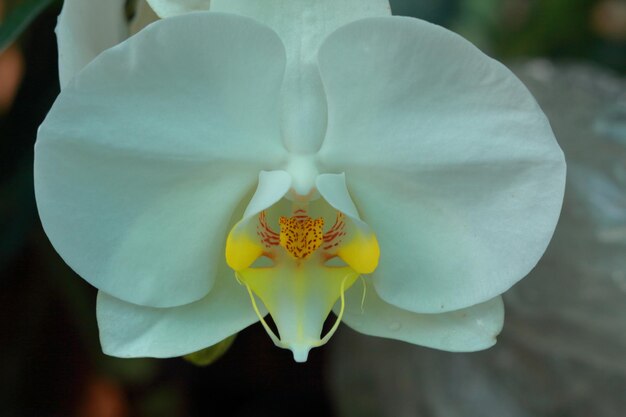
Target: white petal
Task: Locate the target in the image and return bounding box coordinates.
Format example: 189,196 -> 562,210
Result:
56,0 -> 128,89
35,13 -> 287,308
211,0 -> 391,153
146,0 -> 211,17
318,17 -> 566,313
242,171 -> 292,218
316,173 -> 360,219
97,268 -> 259,358
338,281 -> 504,352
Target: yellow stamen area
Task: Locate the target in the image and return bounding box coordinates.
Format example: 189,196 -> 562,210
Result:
279,216 -> 324,260
225,222 -> 264,271
337,230 -> 380,274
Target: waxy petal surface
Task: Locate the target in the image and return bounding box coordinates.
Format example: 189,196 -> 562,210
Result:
211,0 -> 391,154
56,0 -> 127,88
318,17 -> 566,313
338,283 -> 504,351
97,265 -> 260,358
35,13 -> 287,307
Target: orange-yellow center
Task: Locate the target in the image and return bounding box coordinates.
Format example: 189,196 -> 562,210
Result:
279,216 -> 324,260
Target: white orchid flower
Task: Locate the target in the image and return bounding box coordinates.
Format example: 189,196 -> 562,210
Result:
35,0 -> 565,362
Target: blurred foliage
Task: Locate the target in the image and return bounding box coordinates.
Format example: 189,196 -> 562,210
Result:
465,0 -> 625,72
184,335 -> 237,367
0,0 -> 624,416
0,0 -> 58,52
393,0 -> 626,73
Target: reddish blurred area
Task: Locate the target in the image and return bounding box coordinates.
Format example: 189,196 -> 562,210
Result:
75,378 -> 129,417
0,0 -> 25,113
591,0 -> 626,41
1,2 -> 132,414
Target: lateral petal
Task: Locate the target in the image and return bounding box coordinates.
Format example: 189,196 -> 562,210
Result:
36,13 -> 287,307
318,17 -> 565,313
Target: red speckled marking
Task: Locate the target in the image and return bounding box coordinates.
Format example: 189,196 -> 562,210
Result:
255,209 -> 346,258
257,211 -> 279,249
279,216 -> 325,260
323,212 -> 346,250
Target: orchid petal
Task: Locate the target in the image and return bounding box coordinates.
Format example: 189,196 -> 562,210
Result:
211,0 -> 391,153
316,173 -> 360,219
35,13 -> 287,307
56,0 -> 128,89
338,281 -> 504,352
241,171 -> 292,219
146,0 -> 210,18
318,17 -> 566,313
97,267 -> 260,358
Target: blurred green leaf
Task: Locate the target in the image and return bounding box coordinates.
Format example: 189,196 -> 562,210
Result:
139,384 -> 186,417
184,335 -> 237,366
0,0 -> 56,52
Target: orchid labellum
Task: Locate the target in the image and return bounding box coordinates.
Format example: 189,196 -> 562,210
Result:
35,0 -> 565,362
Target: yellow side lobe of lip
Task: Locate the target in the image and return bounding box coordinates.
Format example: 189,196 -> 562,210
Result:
337,229 -> 380,274
225,221 -> 264,271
